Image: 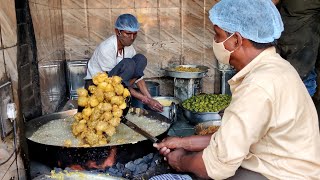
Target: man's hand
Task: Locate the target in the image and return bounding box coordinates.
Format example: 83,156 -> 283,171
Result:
164,148 -> 188,172
141,96 -> 163,112
147,98 -> 163,112
153,137 -> 185,155
154,137 -> 211,179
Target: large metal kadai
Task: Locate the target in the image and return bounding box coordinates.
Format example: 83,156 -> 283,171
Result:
25,109 -> 171,169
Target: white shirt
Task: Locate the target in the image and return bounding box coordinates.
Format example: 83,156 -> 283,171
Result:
202,47 -> 320,179
85,35 -> 136,79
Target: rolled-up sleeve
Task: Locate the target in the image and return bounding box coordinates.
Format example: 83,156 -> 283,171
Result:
202,83 -> 273,179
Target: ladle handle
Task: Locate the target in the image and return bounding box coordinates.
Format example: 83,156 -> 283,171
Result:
169,102 -> 177,123
121,117 -> 159,143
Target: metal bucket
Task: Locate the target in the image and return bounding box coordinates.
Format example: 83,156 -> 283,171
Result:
131,81 -> 160,108
151,96 -> 181,122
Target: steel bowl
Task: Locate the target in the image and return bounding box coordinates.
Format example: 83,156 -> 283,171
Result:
163,65 -> 209,79
195,120 -> 221,135
152,96 -> 181,122
181,105 -> 221,125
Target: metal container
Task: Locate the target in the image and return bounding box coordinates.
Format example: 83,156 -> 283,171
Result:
220,69 -> 236,95
194,120 -> 221,135
173,78 -> 202,101
181,106 -> 222,125
131,81 -> 160,108
163,65 -> 209,79
151,96 -> 181,122
66,60 -> 88,99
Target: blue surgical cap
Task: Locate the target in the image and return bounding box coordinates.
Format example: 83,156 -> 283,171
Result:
115,14 -> 140,32
209,0 -> 284,43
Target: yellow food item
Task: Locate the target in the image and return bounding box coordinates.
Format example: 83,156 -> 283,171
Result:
119,102 -> 127,110
77,96 -> 88,107
92,72 -> 108,85
174,66 -> 201,72
64,139 -> 72,147
114,84 -> 124,96
101,102 -> 112,112
82,107 -> 92,117
197,125 -> 220,135
109,117 -> 121,127
77,88 -> 88,97
104,91 -> 116,102
101,111 -> 113,121
88,96 -> 99,107
74,113 -> 82,121
111,76 -> 122,85
123,88 -> 130,98
158,99 -> 173,106
97,81 -> 108,91
104,84 -> 114,92
95,121 -> 109,135
110,96 -> 124,106
73,74 -> 131,147
112,108 -> 123,118
88,85 -> 97,94
104,126 -> 116,136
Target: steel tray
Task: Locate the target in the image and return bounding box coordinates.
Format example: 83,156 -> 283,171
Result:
163,65 -> 209,79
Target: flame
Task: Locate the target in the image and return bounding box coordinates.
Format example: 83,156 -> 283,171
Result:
66,147 -> 117,170
87,147 -> 117,170
69,164 -> 85,171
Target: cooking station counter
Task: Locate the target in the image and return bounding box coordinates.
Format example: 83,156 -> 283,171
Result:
28,99 -> 197,180
168,109 -> 195,137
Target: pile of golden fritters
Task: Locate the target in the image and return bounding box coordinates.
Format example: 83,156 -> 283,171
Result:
72,72 -> 130,147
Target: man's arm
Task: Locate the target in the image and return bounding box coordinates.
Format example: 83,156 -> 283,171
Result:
163,149 -> 210,179
128,79 -> 163,112
154,135 -> 212,155
181,151 -> 210,179
128,86 -> 147,102
136,79 -> 152,98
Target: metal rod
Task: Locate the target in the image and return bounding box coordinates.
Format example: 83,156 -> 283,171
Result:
0,82 -> 11,89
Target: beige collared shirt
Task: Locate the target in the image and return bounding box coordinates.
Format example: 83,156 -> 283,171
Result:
203,47 -> 320,179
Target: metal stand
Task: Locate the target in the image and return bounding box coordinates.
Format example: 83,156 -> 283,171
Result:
173,78 -> 202,101
219,70 -> 236,95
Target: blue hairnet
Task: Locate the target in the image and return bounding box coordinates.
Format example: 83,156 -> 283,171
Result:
115,14 -> 140,32
209,0 -> 283,43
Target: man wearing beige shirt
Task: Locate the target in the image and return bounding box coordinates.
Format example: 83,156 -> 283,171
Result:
153,0 -> 320,179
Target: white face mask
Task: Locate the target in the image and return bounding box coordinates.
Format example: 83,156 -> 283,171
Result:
212,33 -> 235,65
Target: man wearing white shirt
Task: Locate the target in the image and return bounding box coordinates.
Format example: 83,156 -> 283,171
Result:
85,14 -> 163,112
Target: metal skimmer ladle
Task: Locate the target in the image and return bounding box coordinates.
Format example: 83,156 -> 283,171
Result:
121,96 -> 159,143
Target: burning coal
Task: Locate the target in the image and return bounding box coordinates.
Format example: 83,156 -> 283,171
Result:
55,153 -> 172,180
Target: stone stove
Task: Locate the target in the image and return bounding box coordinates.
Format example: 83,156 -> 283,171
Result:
31,152 -> 173,180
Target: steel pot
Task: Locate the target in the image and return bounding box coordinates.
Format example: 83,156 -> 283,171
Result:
150,96 -> 181,122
